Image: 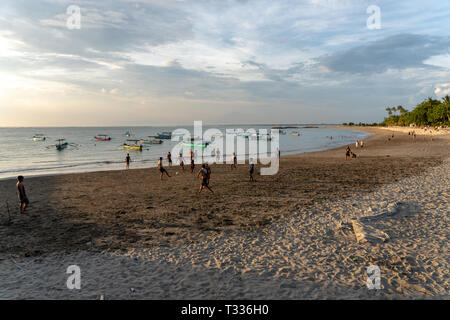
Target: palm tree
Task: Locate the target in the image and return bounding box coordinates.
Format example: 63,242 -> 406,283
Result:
397,105 -> 407,115
443,95 -> 450,104
443,95 -> 450,121
385,107 -> 392,116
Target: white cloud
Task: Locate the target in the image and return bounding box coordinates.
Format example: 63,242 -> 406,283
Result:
434,83 -> 450,97
424,54 -> 450,69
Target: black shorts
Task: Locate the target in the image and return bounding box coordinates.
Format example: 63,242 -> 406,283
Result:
202,178 -> 208,186
250,169 -> 254,174
19,197 -> 29,205
159,167 -> 166,173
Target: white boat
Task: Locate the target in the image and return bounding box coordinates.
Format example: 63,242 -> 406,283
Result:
32,134 -> 46,141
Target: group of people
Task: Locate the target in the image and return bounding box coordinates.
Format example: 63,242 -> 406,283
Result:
125,150 -> 257,196
354,140 -> 364,148
408,131 -> 417,139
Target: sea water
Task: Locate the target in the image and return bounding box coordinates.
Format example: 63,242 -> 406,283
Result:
0,125 -> 369,180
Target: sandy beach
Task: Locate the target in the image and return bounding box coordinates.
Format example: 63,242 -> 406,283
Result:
0,127 -> 449,299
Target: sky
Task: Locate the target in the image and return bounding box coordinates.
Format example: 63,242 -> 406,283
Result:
0,0 -> 449,126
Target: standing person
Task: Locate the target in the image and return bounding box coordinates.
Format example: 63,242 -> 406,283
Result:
345,146 -> 351,160
158,157 -> 171,180
197,164 -> 214,194
125,153 -> 131,169
16,176 -> 29,214
249,160 -> 255,182
215,148 -> 220,164
179,153 -> 185,172
167,152 -> 172,166
355,141 -> 359,148
360,140 -> 364,148
231,152 -> 237,170
190,157 -> 195,174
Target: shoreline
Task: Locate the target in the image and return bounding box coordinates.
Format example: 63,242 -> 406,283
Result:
0,126 -> 449,299
0,127 -> 371,182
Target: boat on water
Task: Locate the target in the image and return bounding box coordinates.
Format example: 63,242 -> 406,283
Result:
290,132 -> 300,136
32,134 -> 46,141
249,135 -> 272,141
140,137 -> 163,145
55,139 -> 69,150
182,142 -> 210,148
94,134 -> 111,141
182,138 -> 210,148
156,132 -> 172,139
124,131 -> 132,137
123,139 -> 143,151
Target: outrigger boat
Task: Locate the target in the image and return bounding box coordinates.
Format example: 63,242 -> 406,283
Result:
46,138 -> 78,151
94,134 -> 111,141
32,134 -> 46,141
182,138 -> 210,148
55,139 -> 68,150
156,132 -> 172,139
123,139 -> 143,151
140,137 -> 163,145
249,134 -> 272,141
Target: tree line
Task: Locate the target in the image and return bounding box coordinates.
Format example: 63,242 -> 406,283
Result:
343,96 -> 450,127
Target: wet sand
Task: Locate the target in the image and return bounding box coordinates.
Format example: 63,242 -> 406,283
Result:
0,127 -> 449,299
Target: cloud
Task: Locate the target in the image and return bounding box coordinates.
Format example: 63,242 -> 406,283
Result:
434,83 -> 450,97
1,0 -> 450,126
320,34 -> 450,74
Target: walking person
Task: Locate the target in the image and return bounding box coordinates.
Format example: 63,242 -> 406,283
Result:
231,152 -> 237,170
197,164 -> 214,194
158,157 -> 171,180
249,160 -> 255,182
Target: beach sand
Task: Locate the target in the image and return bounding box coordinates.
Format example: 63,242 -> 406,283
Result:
0,127 -> 448,299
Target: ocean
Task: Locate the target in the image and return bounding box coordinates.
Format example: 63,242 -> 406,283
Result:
0,125 -> 369,180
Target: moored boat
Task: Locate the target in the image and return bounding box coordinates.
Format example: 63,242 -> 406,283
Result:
156,132 -> 172,139
94,134 -> 111,141
124,139 -> 143,151
32,134 -> 46,141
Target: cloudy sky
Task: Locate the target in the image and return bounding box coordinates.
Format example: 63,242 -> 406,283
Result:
0,0 -> 449,126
